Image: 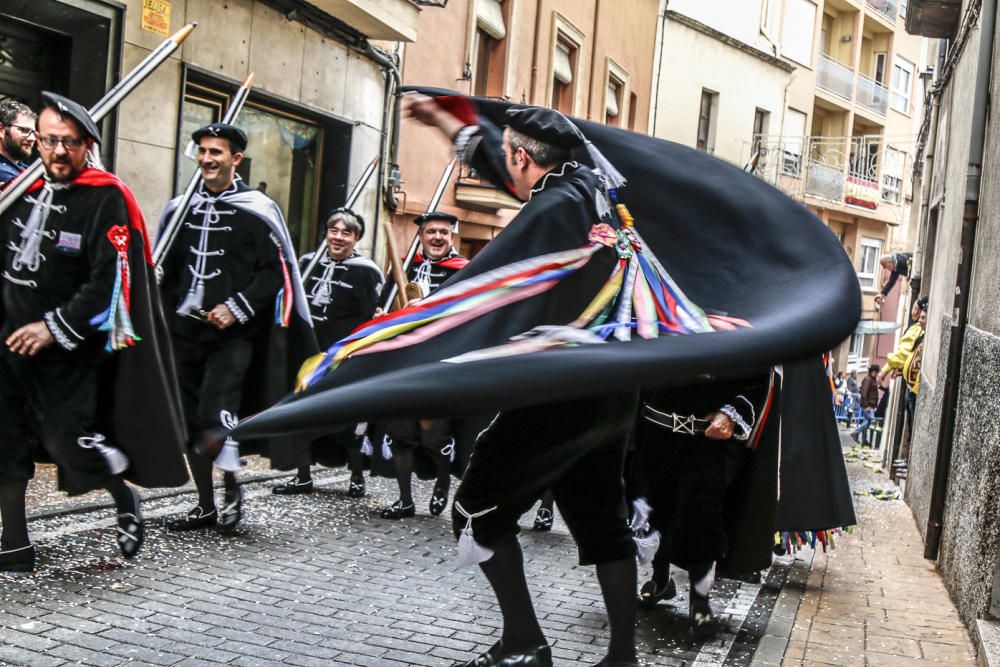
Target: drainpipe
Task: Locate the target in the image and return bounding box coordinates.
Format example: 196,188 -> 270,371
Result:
924,0 -> 996,560
359,41 -> 402,257
650,0 -> 668,136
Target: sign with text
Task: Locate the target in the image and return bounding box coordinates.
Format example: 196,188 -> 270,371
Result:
141,0 -> 171,37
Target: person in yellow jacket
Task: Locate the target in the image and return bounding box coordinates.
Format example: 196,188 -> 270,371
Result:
879,299 -> 927,445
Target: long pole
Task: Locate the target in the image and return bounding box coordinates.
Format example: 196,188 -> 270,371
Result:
300,154 -> 380,282
153,71 -> 256,264
0,23 -> 198,217
380,157 -> 458,310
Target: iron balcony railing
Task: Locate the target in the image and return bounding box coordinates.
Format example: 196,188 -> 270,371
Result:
817,53 -> 856,101
744,134 -> 912,210
866,0 -> 898,23
856,73 -> 890,116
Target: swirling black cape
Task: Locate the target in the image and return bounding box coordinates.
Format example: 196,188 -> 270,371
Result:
236,91 -> 858,531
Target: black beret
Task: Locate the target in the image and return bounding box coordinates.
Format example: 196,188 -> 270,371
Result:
413,211 -> 458,232
504,106 -> 585,149
191,123 -> 248,152
41,92 -> 101,143
326,207 -> 366,239
916,296 -> 929,311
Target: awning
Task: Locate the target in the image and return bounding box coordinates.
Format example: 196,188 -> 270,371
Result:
855,320 -> 899,334
606,81 -> 620,117
553,42 -> 573,84
477,0 -> 506,41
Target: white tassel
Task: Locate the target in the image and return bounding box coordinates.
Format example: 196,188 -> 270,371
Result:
381,435 -> 393,461
693,562 -> 717,598
77,434 -> 129,475
214,411 -> 243,472
176,281 -> 205,316
360,435 -> 374,457
86,144 -> 105,170
354,422 -> 368,437
595,188 -> 612,220
585,140 -> 627,190
454,502 -> 497,567
634,530 -> 661,567
630,497 -> 653,532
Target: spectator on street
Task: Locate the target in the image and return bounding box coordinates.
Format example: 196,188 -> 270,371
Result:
846,370 -> 860,396
874,252 -> 912,308
852,364 -> 881,444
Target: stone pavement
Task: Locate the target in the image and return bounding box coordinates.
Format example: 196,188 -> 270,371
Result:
1,465 -> 795,666
753,437 -> 977,667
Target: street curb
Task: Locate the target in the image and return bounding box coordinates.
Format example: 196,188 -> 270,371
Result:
749,549 -> 816,666
27,467 -> 349,522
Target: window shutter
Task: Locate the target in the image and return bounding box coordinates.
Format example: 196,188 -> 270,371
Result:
553,42 -> 573,84
606,82 -> 620,117
477,0 -> 506,41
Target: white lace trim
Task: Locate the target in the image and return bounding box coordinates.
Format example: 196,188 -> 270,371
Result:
530,161 -> 579,199
44,310 -> 78,350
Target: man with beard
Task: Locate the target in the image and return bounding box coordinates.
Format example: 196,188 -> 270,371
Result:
378,211 -> 468,519
0,93 -> 187,571
159,123 -> 304,533
0,100 -> 36,187
271,207 -> 382,497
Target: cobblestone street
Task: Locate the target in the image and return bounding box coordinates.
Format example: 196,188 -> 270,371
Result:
1,465 -> 792,666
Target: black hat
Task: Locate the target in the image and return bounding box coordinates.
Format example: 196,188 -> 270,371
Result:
504,106 -> 585,149
869,363 -> 880,372
191,123 -> 248,152
916,296 -> 929,311
40,92 -> 100,143
413,211 -> 459,233
326,207 -> 365,239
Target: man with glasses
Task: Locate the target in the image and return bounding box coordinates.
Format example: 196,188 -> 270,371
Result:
0,92 -> 187,571
270,207 -> 382,497
0,100 -> 36,187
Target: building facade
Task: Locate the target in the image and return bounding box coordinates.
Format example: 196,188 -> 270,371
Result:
389,0 -> 661,260
902,0 -> 1000,651
652,0 -> 930,373
0,0 -> 430,260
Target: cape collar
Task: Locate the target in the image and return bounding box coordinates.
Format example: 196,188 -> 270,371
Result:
529,161 -> 580,199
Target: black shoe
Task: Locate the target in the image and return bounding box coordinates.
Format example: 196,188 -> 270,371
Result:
429,482 -> 449,516
347,475 -> 366,498
166,506 -> 217,532
0,544 -> 35,573
116,487 -> 144,559
638,577 -> 676,608
272,476 -> 313,495
454,641 -> 553,667
689,589 -> 716,640
218,486 -> 243,533
532,507 -> 553,532
380,500 -> 415,520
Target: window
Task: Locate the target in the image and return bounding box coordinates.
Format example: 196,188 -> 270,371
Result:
177,75 -> 352,256
873,52 -> 887,86
473,0 -> 506,97
782,0 -> 817,67
857,237 -> 883,289
850,332 -> 866,358
752,108 -> 769,156
628,92 -> 639,130
899,0 -> 908,17
696,90 -> 718,153
605,78 -> 622,126
781,108 -> 807,176
551,39 -> 576,113
891,57 -> 914,113
881,147 -> 904,203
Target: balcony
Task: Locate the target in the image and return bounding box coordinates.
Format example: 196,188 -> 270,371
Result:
454,164 -> 521,212
817,54 -> 855,101
866,0 -> 898,23
856,73 -> 889,116
310,0 -> 421,41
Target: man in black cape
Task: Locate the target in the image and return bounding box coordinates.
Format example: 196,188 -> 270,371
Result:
157,122 -> 315,533
270,207 -> 382,497
0,93 -> 187,571
377,211 -> 469,520
234,91 -> 859,666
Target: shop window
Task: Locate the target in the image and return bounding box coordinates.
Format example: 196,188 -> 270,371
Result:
176,73 -> 353,256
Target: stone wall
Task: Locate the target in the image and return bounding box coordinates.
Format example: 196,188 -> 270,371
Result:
936,326 -> 1000,630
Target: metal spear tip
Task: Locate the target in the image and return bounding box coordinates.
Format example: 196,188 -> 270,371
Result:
171,22 -> 198,45
243,72 -> 256,87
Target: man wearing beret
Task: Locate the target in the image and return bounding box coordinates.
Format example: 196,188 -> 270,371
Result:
157,122 -> 314,533
377,210 -> 469,520
270,207 -> 383,497
406,95 -> 640,667
0,93 -> 187,571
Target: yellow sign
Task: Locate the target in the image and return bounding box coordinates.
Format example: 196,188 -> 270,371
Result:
141,0 -> 171,37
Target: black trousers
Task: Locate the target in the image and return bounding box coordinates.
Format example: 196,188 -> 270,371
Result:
0,346 -> 113,495
385,419 -> 453,458
635,420 -> 748,572
172,335 -> 253,446
452,394 -> 638,566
